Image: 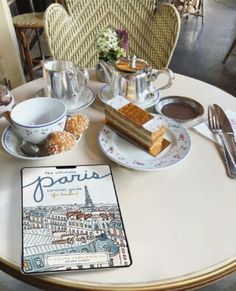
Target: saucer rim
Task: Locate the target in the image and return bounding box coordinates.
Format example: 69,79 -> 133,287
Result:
67,86 -> 95,113
1,126 -> 82,160
98,84 -> 160,109
154,95 -> 205,128
34,86 -> 95,113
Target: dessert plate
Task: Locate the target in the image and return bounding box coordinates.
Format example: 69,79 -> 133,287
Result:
99,84 -> 160,109
34,86 -> 95,114
98,117 -> 191,171
1,126 -> 81,160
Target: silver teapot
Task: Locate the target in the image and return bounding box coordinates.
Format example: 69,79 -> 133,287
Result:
42,60 -> 89,110
99,56 -> 174,103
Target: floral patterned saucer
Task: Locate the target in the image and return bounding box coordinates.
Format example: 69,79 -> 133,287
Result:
98,116 -> 191,171
1,126 -> 82,160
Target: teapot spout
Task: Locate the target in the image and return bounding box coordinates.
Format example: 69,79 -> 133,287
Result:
96,60 -> 112,84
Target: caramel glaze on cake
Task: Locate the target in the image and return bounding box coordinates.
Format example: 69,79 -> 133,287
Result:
105,96 -> 166,156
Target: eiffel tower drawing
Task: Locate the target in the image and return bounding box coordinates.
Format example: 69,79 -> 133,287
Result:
84,185 -> 95,209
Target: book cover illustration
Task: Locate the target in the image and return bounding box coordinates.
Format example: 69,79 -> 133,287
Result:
21,165 -> 131,274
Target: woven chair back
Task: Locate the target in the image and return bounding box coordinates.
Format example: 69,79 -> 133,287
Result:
44,1 -> 180,69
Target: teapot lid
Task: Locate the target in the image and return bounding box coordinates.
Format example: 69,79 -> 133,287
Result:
115,55 -> 150,73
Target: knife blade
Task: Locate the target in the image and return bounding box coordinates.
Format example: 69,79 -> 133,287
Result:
213,104 -> 235,134
224,142 -> 236,178
213,104 -> 236,160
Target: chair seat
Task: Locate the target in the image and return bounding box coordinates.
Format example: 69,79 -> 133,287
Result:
13,12 -> 44,29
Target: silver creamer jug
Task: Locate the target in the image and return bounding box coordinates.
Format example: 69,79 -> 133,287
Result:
42,60 -> 89,110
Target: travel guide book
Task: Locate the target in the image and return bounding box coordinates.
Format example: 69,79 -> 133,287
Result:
21,164 -> 132,274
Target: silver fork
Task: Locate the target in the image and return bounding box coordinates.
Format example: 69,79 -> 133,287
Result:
208,106 -> 236,178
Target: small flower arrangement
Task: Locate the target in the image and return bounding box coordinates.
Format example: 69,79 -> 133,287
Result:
96,28 -> 129,63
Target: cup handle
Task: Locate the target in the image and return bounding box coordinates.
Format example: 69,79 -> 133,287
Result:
3,111 -> 11,122
148,68 -> 174,94
68,67 -> 89,100
76,67 -> 89,86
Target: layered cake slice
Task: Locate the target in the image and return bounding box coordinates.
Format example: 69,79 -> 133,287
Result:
105,96 -> 166,156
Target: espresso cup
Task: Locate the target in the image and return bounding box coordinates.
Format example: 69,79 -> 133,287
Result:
10,97 -> 66,144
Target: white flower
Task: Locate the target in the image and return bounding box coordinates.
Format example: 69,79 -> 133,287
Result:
96,27 -> 128,62
96,28 -> 118,53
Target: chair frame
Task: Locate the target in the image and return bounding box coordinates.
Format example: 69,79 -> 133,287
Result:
223,37 -> 236,64
44,1 -> 181,69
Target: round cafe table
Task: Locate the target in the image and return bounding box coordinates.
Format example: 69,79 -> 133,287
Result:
0,69 -> 236,291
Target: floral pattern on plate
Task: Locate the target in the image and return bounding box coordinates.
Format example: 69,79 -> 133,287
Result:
98,116 -> 191,171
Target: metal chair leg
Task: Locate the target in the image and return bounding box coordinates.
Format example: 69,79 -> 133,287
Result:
223,38 -> 236,63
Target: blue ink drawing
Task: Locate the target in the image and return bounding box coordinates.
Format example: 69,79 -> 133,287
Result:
22,165 -> 131,274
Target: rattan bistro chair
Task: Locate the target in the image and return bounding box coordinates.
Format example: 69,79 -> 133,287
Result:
44,1 -> 180,69
12,1 -> 66,80
172,0 -> 204,25
13,12 -> 44,80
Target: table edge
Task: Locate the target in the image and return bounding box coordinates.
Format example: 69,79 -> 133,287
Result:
1,257 -> 236,290
3,72 -> 236,289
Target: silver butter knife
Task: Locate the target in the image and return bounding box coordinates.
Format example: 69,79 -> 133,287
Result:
224,142 -> 236,178
213,104 -> 236,162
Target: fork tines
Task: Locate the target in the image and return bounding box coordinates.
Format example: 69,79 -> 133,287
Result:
207,105 -> 236,178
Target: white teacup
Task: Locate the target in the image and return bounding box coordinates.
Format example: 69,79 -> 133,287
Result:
10,97 -> 67,144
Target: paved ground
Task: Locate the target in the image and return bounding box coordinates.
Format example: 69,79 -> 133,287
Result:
170,0 -> 236,97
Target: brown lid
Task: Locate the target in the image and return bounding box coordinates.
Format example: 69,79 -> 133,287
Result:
115,56 -> 150,73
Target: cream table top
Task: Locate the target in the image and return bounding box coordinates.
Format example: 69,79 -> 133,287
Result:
0,70 -> 236,291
